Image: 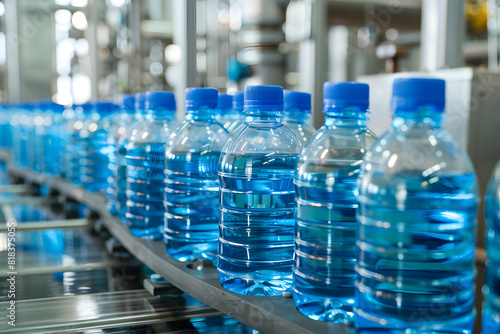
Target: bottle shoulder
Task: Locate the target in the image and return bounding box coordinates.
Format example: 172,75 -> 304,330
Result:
299,125 -> 377,163
221,123 -> 302,155
166,119 -> 229,153
364,126 -> 475,174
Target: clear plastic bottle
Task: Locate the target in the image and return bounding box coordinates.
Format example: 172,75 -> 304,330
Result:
283,90 -> 316,145
164,88 -> 229,262
106,94 -> 135,215
293,82 -> 376,323
63,103 -> 93,185
33,101 -> 49,172
218,85 -> 302,296
44,102 -> 66,175
227,91 -> 245,133
355,78 -> 478,333
483,161 -> 500,333
12,103 -> 36,169
115,93 -> 144,221
79,102 -> 118,192
217,93 -> 239,133
125,91 -> 177,239
0,102 -> 13,150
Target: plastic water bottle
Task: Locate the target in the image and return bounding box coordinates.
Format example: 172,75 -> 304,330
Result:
37,102 -> 65,175
218,93 -> 243,133
0,103 -> 13,150
79,102 -> 118,192
33,101 -> 48,172
283,90 -> 316,145
106,94 -> 135,215
483,161 -> 500,333
293,82 -> 376,323
45,103 -> 66,175
218,85 -> 301,296
115,93 -> 144,221
355,78 -> 478,333
125,91 -> 177,239
12,103 -> 35,168
164,88 -> 229,262
227,91 -> 245,133
63,103 -> 93,184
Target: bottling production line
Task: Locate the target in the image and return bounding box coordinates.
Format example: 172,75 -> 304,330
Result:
1,1 -> 500,333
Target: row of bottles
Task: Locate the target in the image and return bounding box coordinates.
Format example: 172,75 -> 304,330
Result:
0,78 -> 497,333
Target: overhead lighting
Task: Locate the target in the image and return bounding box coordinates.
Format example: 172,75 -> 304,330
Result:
72,11 -> 88,30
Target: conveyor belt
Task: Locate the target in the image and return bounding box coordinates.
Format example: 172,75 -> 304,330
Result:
6,162 -> 353,334
0,174 -> 258,334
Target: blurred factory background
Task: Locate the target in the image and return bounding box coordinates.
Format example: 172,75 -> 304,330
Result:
0,1 -> 499,333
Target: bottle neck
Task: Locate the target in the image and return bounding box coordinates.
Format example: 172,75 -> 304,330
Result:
284,108 -> 310,123
393,107 -> 443,129
245,109 -> 283,125
324,109 -> 368,128
146,108 -> 175,122
185,107 -> 217,122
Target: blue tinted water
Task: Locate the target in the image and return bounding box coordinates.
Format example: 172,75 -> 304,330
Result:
356,172 -> 477,333
218,153 -> 298,296
0,105 -> 12,149
80,128 -> 114,192
125,142 -> 165,239
115,119 -> 142,221
13,110 -> 34,168
106,117 -> 131,215
63,110 -> 87,184
44,115 -> 64,175
483,171 -> 500,334
115,142 -> 129,220
164,152 -> 221,262
33,109 -> 47,172
293,162 -> 359,322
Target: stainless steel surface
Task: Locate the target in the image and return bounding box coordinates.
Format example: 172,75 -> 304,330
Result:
1,290 -> 223,334
173,0 -> 197,121
4,0 -> 20,101
420,0 -> 465,71
0,218 -> 89,232
488,0 -> 499,69
236,0 -> 287,87
299,0 -> 328,129
6,165 -> 354,334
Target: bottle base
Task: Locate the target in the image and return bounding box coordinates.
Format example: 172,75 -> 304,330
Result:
164,239 -> 217,264
354,307 -> 475,334
218,269 -> 292,296
127,226 -> 163,240
292,290 -> 354,324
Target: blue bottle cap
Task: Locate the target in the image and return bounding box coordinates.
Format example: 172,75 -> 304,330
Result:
391,78 -> 445,112
218,93 -> 233,110
244,85 -> 283,111
233,91 -> 244,112
95,101 -> 118,114
122,94 -> 136,111
185,87 -> 218,111
323,81 -> 369,112
50,102 -> 66,113
135,92 -> 146,110
79,103 -> 94,113
284,90 -> 311,112
145,91 -> 176,111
